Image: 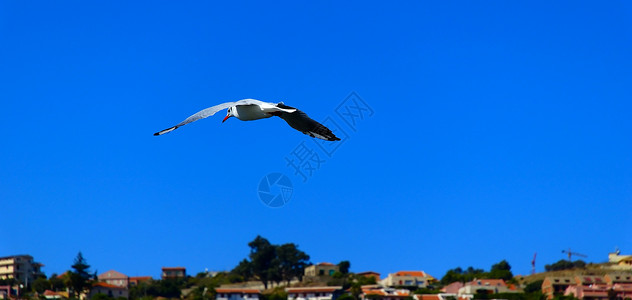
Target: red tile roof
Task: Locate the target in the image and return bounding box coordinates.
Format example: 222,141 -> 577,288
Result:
93,282 -> 126,289
417,295 -> 441,300
286,287 -> 342,293
162,267 -> 186,270
130,276 -> 152,281
317,262 -> 335,266
394,271 -> 427,277
215,288 -> 261,294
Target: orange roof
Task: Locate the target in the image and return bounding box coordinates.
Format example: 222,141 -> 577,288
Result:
363,290 -> 387,296
287,287 -> 341,293
362,288 -> 410,297
318,262 -> 335,266
418,295 -> 440,300
93,282 -> 126,289
215,288 -> 261,294
394,271 -> 427,277
130,276 -> 152,281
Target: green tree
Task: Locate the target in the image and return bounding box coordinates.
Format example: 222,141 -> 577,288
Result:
338,261 -> 350,275
249,236 -> 278,289
488,260 -> 513,280
49,274 -> 65,291
544,260 -> 586,272
232,259 -> 253,281
91,293 -> 114,300
524,280 -> 543,294
441,266 -> 485,285
69,252 -> 93,298
276,243 -> 310,284
32,277 -> 50,293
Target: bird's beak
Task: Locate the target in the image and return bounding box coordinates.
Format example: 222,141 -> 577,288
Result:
222,115 -> 230,123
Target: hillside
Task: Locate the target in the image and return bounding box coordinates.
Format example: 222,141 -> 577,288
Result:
516,262 -> 632,284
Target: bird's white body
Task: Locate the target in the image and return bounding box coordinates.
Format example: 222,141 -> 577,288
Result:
154,98 -> 341,141
232,103 -> 275,121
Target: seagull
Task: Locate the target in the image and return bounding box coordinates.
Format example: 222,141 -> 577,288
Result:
154,99 -> 341,141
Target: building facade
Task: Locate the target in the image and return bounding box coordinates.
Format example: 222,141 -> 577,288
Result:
215,288 -> 261,300
0,255 -> 44,285
542,276 -> 574,300
286,286 -> 342,300
161,267 -> 186,279
380,271 -> 434,288
608,249 -> 632,270
98,270 -> 129,288
90,282 -> 129,299
304,263 -> 339,277
458,279 -> 517,296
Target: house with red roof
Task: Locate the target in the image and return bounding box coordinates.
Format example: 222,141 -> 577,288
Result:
304,263 -> 339,277
215,288 -> 261,300
98,270 -> 129,288
458,279 -> 517,295
89,282 -> 129,299
360,286 -> 410,300
380,271 -> 436,288
286,286 -> 343,300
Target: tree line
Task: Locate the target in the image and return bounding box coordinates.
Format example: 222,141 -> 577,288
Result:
440,260 -> 514,285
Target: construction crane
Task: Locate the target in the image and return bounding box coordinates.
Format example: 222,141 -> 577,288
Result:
531,252 -> 537,275
562,248 -> 588,261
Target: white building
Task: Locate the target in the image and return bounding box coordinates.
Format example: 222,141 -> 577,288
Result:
215,288 -> 262,300
609,249 -> 632,270
286,286 -> 343,300
458,279 -> 517,296
380,271 -> 435,288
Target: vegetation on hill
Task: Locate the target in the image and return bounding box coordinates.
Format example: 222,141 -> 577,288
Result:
230,235 -> 311,289
544,260 -> 586,272
440,259 -> 514,285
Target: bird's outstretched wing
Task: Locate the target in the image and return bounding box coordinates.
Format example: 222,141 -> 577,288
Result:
153,99 -> 268,136
276,104 -> 341,141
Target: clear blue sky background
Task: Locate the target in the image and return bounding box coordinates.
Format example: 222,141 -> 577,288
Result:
1,1 -> 631,279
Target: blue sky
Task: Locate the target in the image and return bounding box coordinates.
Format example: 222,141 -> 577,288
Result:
1,1 -> 631,280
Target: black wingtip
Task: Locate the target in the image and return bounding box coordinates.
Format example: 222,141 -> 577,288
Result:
153,132 -> 160,136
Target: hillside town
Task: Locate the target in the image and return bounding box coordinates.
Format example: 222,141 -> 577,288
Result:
1,249 -> 631,300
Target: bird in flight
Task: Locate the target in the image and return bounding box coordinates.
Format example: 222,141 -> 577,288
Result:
154,99 -> 341,141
